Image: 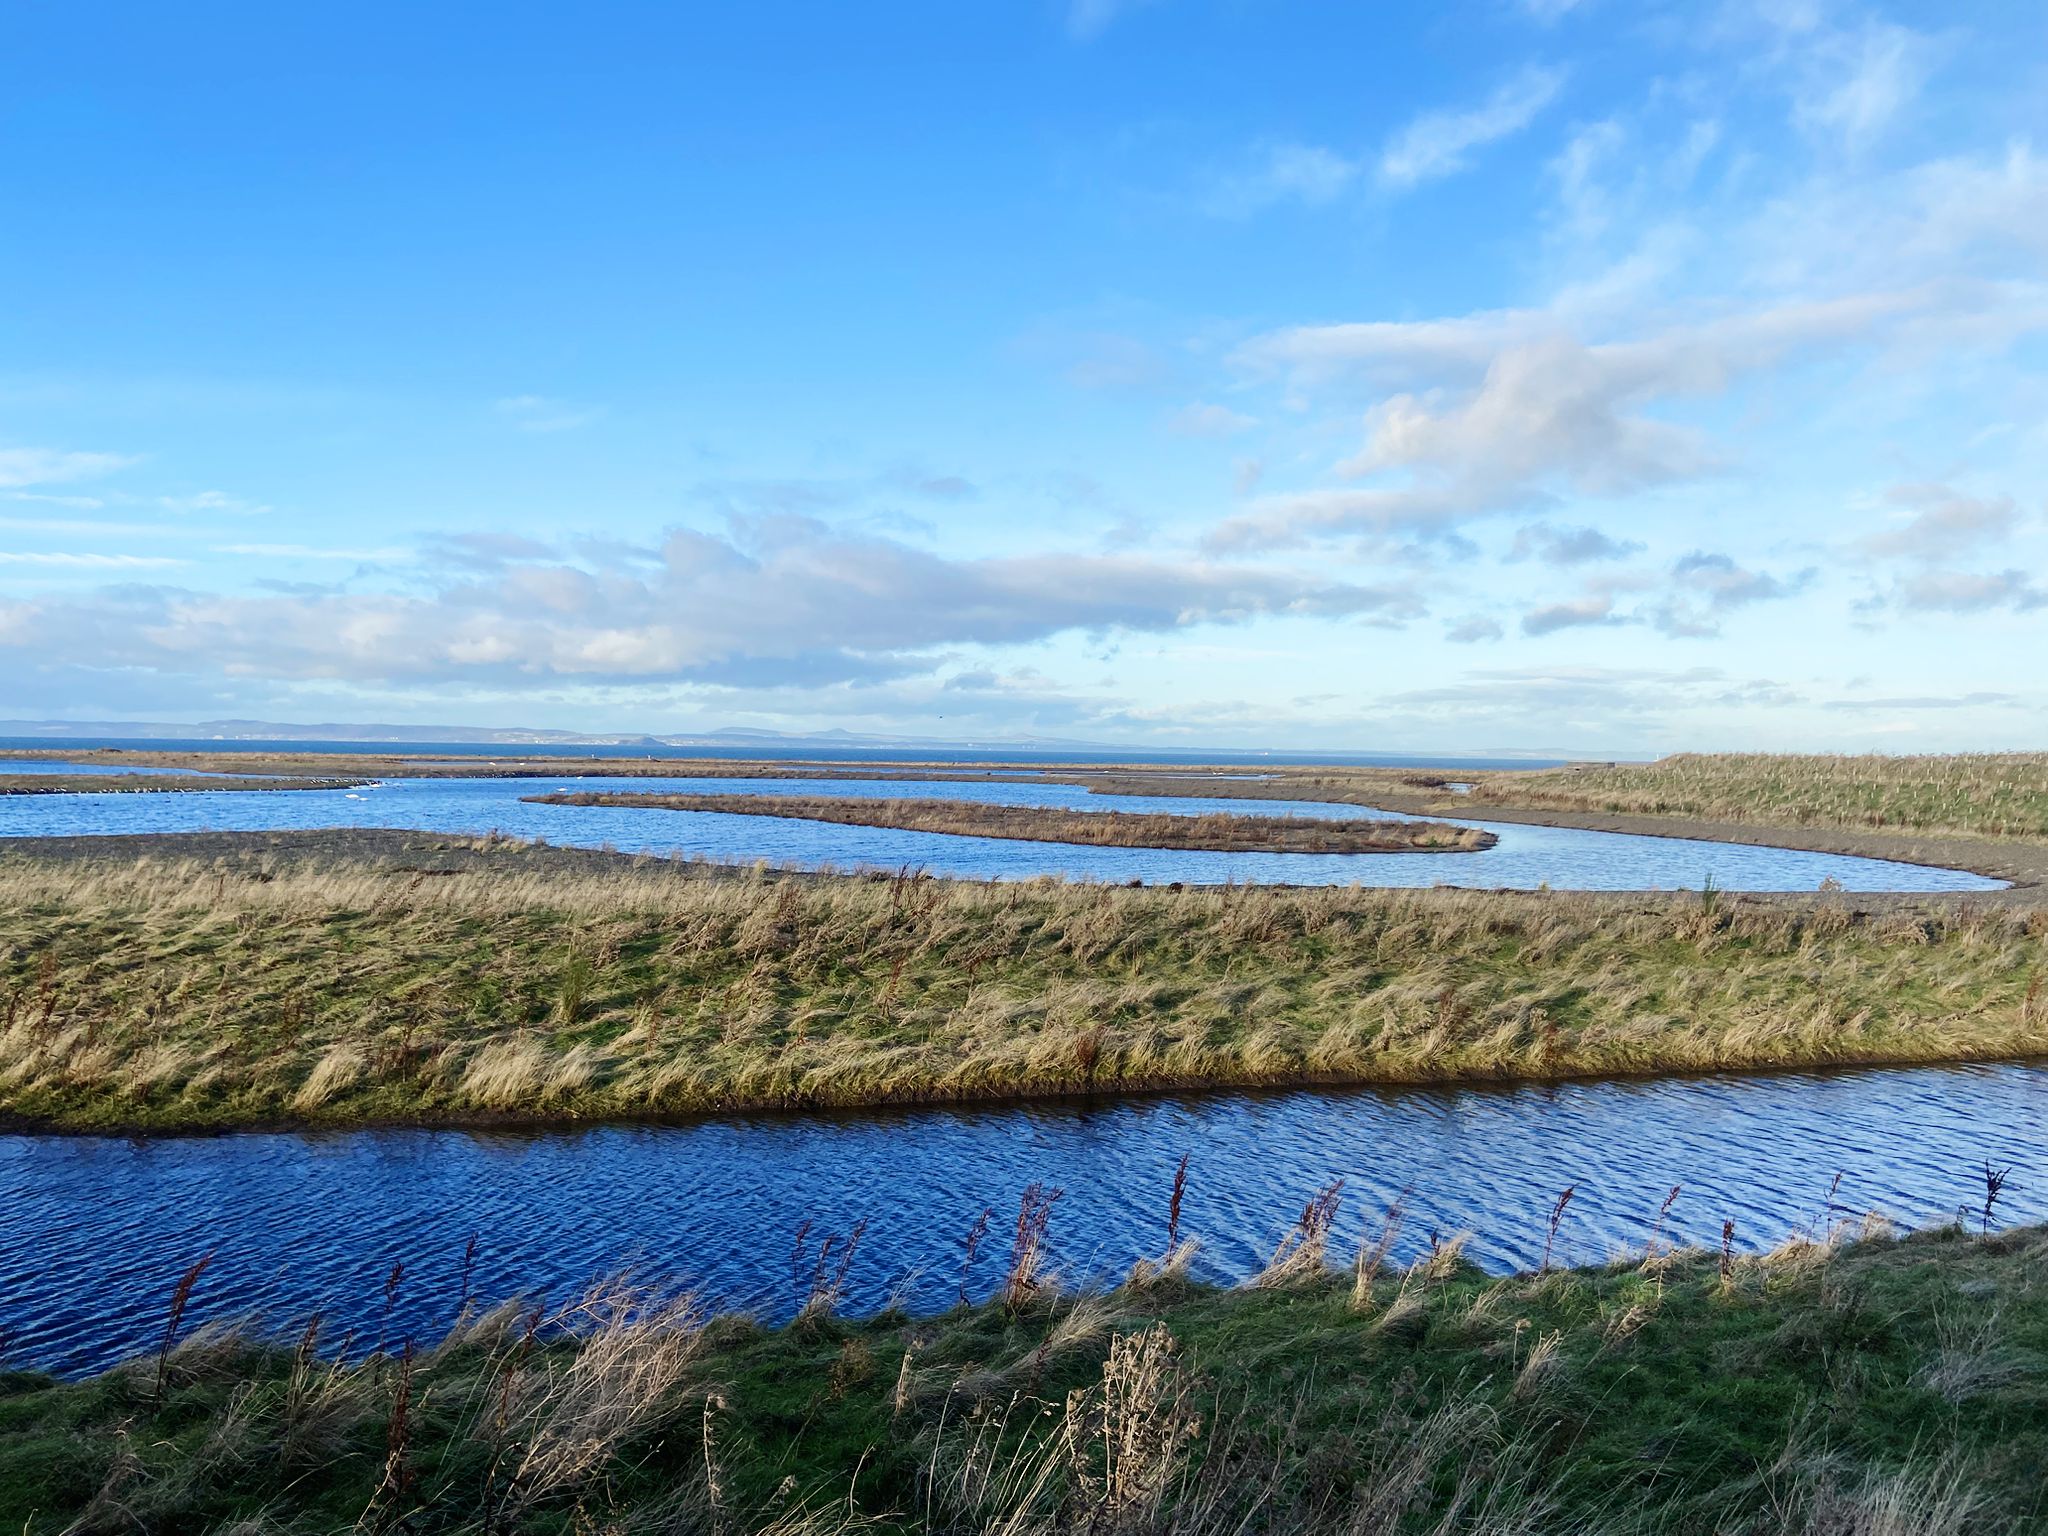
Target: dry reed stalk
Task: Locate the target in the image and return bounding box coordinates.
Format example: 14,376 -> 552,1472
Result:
1165,1152 -> 1190,1258
1538,1186 -> 1577,1273
153,1250 -> 214,1407
957,1207 -> 993,1308
1644,1185 -> 1682,1261
1255,1178 -> 1344,1288
1004,1184 -> 1063,1312
1352,1194 -> 1409,1308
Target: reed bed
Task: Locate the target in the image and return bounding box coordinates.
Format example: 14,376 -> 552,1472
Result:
0,847 -> 2043,1131
2,1198 -> 2040,1533
526,790 -> 1495,853
1460,752 -> 2048,841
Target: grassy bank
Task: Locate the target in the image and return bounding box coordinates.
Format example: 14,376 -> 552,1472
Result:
1457,753 -> 2048,842
1059,754 -> 2048,842
5,1218 -> 2043,1533
0,773 -> 367,795
527,790 -> 1496,853
1,842 -> 2042,1132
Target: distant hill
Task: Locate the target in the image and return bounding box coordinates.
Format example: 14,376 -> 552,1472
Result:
0,718 -> 1122,751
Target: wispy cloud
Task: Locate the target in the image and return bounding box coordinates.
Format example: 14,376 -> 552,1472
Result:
1211,288 -> 1989,554
1652,553 -> 1814,638
1856,482 -> 2020,561
1445,614 -> 1505,643
215,543 -> 411,562
1508,522 -> 1644,565
0,447 -> 134,490
1887,568 -> 2048,615
1379,65 -> 1566,188
1792,20 -> 1936,150
1065,0 -> 1158,40
1167,402 -> 1259,438
494,395 -> 605,433
0,551 -> 184,568
1203,142 -> 1360,215
160,490 -> 271,515
1,517 -> 1428,691
1521,593 -> 1622,635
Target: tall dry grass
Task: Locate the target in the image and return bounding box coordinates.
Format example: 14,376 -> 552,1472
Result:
1461,751 -> 2048,841
0,850 -> 2042,1129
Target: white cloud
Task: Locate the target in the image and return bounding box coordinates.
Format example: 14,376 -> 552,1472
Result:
0,448 -> 133,490
1380,65 -> 1567,188
1793,20 -> 1935,150
1888,568 -> 2048,615
1857,482 -> 2021,561
1167,402 -> 1259,438
1207,484 -> 1480,552
1652,553 -> 1812,637
1521,593 -> 1622,635
1446,614 -> 1504,642
1212,286 -> 2005,553
160,490 -> 271,515
1066,0 -> 1157,40
215,543 -> 411,561
1508,522 -> 1643,564
2,491 -> 106,510
0,517 -> 1428,690
494,395 -> 604,433
1381,665 -> 1807,734
0,551 -> 184,568
1205,142 -> 1360,215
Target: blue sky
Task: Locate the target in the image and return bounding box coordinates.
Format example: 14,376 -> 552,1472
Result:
1,0 -> 2043,751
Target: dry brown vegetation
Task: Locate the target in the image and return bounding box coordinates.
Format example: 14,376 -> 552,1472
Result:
526,790 -> 1496,853
0,773 -> 365,795
1456,752 -> 2048,841
1,844 -> 2042,1131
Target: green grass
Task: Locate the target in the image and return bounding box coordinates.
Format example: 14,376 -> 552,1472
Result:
3,1220 -> 2043,1533
1,849 -> 2044,1132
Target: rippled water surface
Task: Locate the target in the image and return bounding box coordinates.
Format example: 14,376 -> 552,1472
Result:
3,1062 -> 2041,1375
0,771 -> 2003,891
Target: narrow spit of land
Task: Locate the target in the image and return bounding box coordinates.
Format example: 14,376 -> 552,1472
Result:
524,789 -> 1497,853
3,1217 -> 2042,1532
1,831 -> 2042,1134
0,773 -> 367,795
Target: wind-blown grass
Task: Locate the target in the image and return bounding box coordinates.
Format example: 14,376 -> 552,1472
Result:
1,847 -> 2042,1131
526,790 -> 1497,852
2,1214 -> 2042,1532
1458,752 -> 2048,841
